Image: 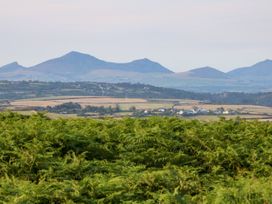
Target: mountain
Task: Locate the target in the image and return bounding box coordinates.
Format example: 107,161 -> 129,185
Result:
0,62 -> 26,73
228,59 -> 272,79
28,51 -> 173,76
0,51 -> 173,82
182,66 -> 228,79
119,58 -> 172,73
28,51 -> 106,75
1,52 -> 272,93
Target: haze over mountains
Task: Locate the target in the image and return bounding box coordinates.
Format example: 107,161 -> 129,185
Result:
182,67 -> 229,79
0,51 -> 272,93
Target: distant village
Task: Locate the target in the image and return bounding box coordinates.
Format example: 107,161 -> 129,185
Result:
0,100 -> 244,117
134,106 -> 239,117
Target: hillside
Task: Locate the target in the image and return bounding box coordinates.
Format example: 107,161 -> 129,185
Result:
0,51 -> 172,81
1,113 -> 272,203
0,81 -> 204,100
2,81 -> 272,107
0,62 -> 26,73
1,53 -> 272,92
228,59 -> 272,80
31,51 -> 173,74
182,66 -> 228,79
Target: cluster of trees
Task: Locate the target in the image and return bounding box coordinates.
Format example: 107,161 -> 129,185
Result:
0,112 -> 272,203
35,102 -> 122,115
210,92 -> 272,107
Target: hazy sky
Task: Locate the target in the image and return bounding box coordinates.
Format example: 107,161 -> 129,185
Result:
0,0 -> 272,72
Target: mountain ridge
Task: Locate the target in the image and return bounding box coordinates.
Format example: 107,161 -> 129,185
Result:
227,59 -> 272,79
1,51 -> 271,76
0,51 -> 272,92
27,51 -> 173,75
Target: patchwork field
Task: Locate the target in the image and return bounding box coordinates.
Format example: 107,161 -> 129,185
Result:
10,96 -> 148,109
6,96 -> 272,121
10,96 -> 195,111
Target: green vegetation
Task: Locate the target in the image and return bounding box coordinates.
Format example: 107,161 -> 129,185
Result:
36,102 -> 122,116
0,81 -> 201,101
2,80 -> 272,107
0,112 -> 272,203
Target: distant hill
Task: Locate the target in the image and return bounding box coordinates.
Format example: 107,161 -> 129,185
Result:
2,80 -> 272,107
182,66 -> 228,79
0,81 -> 203,100
228,59 -> 272,80
28,51 -> 173,76
1,52 -> 272,92
0,51 -> 173,81
0,62 -> 26,73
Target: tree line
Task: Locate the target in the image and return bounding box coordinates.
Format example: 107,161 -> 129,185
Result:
35,102 -> 122,116
2,80 -> 272,106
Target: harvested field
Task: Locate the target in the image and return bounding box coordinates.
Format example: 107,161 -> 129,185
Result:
10,96 -> 148,108
7,96 -> 272,121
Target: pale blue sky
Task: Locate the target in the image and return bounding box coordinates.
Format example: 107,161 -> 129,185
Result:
0,0 -> 272,72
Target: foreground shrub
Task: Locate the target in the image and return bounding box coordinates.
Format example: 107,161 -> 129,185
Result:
0,113 -> 272,203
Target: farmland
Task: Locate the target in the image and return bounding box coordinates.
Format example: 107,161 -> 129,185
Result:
2,81 -> 272,107
3,96 -> 272,121
10,96 -> 148,109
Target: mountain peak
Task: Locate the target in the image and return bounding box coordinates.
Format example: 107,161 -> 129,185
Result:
65,51 -> 86,55
2,62 -> 20,66
254,59 -> 272,66
228,59 -> 272,78
131,58 -> 153,63
263,59 -> 271,62
128,58 -> 173,73
0,62 -> 25,73
191,66 -> 219,72
1,61 -> 24,68
185,66 -> 227,79
67,51 -> 81,55
10,62 -> 19,65
62,51 -> 96,59
139,58 -> 151,62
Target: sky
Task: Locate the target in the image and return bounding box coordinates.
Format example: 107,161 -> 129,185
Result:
0,0 -> 272,72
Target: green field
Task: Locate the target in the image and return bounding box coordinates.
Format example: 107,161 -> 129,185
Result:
0,112 -> 272,203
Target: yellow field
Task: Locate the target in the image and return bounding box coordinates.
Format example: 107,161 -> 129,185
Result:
119,103 -> 173,110
9,96 -> 186,111
7,96 -> 272,121
10,96 -> 148,108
